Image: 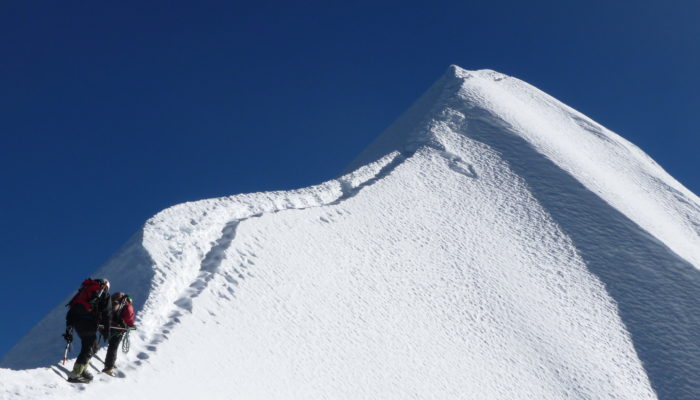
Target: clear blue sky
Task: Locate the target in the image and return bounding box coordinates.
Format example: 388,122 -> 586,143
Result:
1,1 -> 698,358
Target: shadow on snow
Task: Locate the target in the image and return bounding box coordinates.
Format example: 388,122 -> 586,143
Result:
465,116 -> 700,400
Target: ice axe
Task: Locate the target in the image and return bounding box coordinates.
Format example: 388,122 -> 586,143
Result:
62,342 -> 72,365
61,327 -> 73,365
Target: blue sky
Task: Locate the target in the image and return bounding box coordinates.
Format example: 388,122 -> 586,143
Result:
1,1 -> 698,358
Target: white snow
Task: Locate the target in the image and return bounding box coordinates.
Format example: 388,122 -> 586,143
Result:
1,65 -> 699,400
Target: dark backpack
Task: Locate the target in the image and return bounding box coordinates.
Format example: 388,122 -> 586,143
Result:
111,295 -> 129,325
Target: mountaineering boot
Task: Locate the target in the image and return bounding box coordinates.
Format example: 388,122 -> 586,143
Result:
82,369 -> 94,381
67,363 -> 90,383
102,367 -> 117,377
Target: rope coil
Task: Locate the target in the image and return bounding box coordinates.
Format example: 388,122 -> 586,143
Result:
100,324 -> 134,354
122,329 -> 131,353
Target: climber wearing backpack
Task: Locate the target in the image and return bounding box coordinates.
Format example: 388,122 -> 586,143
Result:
63,278 -> 112,383
101,292 -> 135,376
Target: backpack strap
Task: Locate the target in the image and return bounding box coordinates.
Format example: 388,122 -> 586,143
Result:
116,297 -> 129,325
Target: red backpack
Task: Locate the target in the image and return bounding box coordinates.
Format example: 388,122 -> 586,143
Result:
111,293 -> 135,326
68,278 -> 109,312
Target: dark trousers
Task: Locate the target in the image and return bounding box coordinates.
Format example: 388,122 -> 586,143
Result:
74,318 -> 98,365
104,332 -> 124,369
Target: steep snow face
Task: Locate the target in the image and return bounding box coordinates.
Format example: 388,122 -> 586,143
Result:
352,66 -> 700,269
2,66 -> 699,400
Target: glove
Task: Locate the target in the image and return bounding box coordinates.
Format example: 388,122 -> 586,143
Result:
62,327 -> 73,344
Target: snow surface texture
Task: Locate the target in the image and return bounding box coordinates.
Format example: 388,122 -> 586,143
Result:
2,66 -> 699,400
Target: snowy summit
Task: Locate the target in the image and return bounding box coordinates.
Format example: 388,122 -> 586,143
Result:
1,65 -> 699,399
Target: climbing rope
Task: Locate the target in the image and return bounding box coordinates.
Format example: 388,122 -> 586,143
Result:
98,324 -> 134,353
122,328 -> 131,353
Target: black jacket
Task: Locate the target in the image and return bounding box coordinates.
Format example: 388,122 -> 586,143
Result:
66,290 -> 112,331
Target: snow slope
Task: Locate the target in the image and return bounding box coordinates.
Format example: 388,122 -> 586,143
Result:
2,66 -> 699,400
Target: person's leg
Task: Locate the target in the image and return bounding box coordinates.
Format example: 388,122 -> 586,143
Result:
75,323 -> 97,365
69,319 -> 97,381
103,333 -> 123,371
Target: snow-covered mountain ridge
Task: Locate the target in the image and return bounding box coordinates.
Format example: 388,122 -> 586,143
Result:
2,66 -> 699,399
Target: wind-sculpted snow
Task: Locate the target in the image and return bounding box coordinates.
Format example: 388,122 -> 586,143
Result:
460,117 -> 700,399
2,66 -> 699,400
